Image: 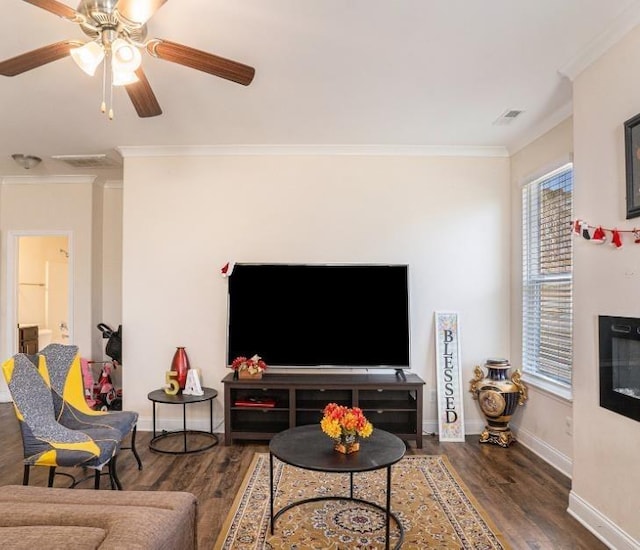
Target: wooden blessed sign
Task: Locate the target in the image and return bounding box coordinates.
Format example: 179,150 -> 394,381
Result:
434,311 -> 465,442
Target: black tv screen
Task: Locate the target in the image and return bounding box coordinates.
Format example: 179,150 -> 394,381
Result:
226,263 -> 410,369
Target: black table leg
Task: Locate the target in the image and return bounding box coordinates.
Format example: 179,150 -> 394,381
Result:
182,403 -> 187,452
152,402 -> 157,438
385,465 -> 391,550
209,399 -> 213,433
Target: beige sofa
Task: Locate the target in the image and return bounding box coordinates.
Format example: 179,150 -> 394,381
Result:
0,485 -> 197,550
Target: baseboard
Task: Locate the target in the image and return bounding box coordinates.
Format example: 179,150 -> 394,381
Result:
139,416 -> 481,440
464,419 -> 486,435
423,420 -> 439,435
512,425 -> 573,479
568,491 -> 640,550
137,415 -> 224,434
426,420 -> 573,476
423,419 -> 486,438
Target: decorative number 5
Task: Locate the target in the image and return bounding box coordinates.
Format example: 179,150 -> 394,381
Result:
164,371 -> 179,395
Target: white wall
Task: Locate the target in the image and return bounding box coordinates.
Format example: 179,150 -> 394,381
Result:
91,179 -> 104,358
509,118 -> 574,476
0,179 -> 94,400
569,25 -> 640,546
121,153 -> 511,434
101,184 -> 123,332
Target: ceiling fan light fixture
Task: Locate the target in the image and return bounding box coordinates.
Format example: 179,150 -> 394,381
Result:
2,0 -> 254,118
111,68 -> 139,86
70,40 -> 105,76
111,38 -> 142,73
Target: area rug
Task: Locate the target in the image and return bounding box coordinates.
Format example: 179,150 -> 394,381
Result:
214,453 -> 510,549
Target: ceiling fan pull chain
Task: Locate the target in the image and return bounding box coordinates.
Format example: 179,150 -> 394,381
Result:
102,50 -> 114,120
100,54 -> 107,115
108,77 -> 114,120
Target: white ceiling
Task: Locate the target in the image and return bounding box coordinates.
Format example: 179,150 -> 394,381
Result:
1,0 -> 639,178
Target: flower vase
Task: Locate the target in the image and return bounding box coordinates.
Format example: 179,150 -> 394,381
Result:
170,347 -> 190,391
334,433 -> 360,454
469,358 -> 528,447
238,370 -> 262,380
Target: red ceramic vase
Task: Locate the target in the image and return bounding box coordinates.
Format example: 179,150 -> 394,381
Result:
171,347 -> 190,390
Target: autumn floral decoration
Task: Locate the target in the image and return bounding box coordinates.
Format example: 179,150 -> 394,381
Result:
230,355 -> 268,375
321,403 -> 373,453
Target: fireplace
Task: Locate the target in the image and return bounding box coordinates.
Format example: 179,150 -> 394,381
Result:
599,315 -> 640,422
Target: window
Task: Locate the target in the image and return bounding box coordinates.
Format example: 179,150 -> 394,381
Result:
522,164 -> 573,393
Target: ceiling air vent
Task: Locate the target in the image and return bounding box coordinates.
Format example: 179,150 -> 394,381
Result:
50,154 -> 121,168
493,109 -> 524,126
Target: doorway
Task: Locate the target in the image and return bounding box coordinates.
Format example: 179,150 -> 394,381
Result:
7,232 -> 73,355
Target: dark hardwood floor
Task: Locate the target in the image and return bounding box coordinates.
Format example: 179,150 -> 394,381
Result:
0,403 -> 606,549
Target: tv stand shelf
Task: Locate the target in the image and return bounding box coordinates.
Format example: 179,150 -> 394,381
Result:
222,372 -> 425,447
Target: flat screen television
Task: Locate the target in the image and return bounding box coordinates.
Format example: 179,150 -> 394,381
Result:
226,263 -> 410,370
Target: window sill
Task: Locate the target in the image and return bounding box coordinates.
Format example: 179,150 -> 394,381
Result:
522,372 -> 573,403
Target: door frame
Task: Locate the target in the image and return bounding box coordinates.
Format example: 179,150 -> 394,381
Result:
5,230 -> 74,357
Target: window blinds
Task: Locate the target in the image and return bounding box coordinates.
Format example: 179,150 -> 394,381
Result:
522,164 -> 573,386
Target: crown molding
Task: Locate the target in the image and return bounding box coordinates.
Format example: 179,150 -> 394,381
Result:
508,101 -> 573,156
117,144 -> 509,158
559,2 -> 640,81
0,175 -> 97,185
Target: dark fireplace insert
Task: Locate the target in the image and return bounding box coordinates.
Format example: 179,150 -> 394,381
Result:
599,315 -> 640,422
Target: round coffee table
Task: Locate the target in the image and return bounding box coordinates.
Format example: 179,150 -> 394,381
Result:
269,424 -> 406,550
147,387 -> 219,454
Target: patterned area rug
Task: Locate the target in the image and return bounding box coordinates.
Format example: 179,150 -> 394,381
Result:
214,453 -> 510,549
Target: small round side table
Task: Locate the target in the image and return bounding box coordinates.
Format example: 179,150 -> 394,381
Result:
147,387 -> 219,454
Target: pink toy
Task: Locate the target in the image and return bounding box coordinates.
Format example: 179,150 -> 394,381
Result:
80,357 -> 98,409
81,359 -> 121,411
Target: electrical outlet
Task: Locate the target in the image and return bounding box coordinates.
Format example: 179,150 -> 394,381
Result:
565,416 -> 573,436
429,389 -> 437,402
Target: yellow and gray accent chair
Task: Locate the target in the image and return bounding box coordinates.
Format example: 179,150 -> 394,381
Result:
2,353 -> 121,489
38,343 -> 142,471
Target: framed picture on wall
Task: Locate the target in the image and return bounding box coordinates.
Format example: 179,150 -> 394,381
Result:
624,112 -> 640,219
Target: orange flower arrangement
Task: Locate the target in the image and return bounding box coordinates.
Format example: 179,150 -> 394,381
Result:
320,402 -> 373,441
230,354 -> 268,375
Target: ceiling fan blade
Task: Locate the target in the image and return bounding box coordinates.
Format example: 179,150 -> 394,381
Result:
23,0 -> 84,22
116,0 -> 168,25
0,40 -> 83,76
125,68 -> 162,117
147,39 -> 255,86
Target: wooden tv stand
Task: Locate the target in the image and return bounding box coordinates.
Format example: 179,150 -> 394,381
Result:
222,372 -> 425,447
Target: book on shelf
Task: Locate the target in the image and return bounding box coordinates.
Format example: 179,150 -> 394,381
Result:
234,397 -> 276,408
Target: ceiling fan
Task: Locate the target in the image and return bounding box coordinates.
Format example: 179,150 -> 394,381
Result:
0,0 -> 255,118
